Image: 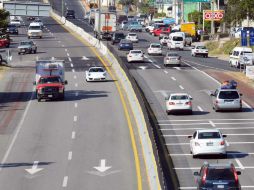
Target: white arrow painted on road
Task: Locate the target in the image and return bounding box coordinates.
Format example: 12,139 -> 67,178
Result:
25,161 -> 44,175
93,159 -> 111,173
81,56 -> 89,60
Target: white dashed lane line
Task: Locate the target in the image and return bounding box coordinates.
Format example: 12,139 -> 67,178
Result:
179,85 -> 184,90
70,63 -> 73,67
68,151 -> 72,160
197,106 -> 203,112
65,49 -> 68,52
73,75 -> 77,79
74,103 -> 78,108
209,120 -> 216,127
62,176 -> 68,187
68,57 -> 72,62
71,131 -> 76,139
171,76 -> 176,81
73,116 -> 77,122
72,69 -> 75,73
164,70 -> 168,74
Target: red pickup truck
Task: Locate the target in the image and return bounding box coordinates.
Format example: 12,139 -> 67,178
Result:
152,27 -> 171,36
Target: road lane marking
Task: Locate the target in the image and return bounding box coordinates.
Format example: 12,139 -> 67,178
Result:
65,49 -> 68,52
67,53 -> 70,57
197,106 -> 203,112
58,41 -> 61,43
161,126 -> 254,131
68,151 -> 72,160
171,77 -> 176,81
209,120 -> 216,127
179,85 -> 184,90
174,67 -> 181,70
158,118 -> 254,122
164,70 -> 168,74
159,122 -> 254,126
152,63 -> 161,69
74,75 -> 77,79
68,57 -> 72,62
235,158 -> 245,170
166,142 -> 254,146
72,69 -> 75,72
70,63 -> 73,67
74,116 -> 77,122
170,152 -> 254,156
164,134 -> 254,137
74,103 -> 78,108
72,131 -> 76,139
62,176 -> 68,187
75,83 -> 78,87
62,44 -> 65,47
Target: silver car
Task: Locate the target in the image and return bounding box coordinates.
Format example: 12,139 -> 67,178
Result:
164,52 -> 181,67
211,88 -> 242,112
18,40 -> 37,54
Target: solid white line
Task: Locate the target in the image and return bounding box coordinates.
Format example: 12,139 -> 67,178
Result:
68,57 -> 72,62
171,77 -> 176,81
160,122 -> 210,126
68,151 -> 72,160
67,53 -> 70,57
160,126 -> 254,131
65,49 -> 68,52
158,118 -> 254,122
0,88 -> 34,172
229,142 -> 254,144
75,83 -> 78,87
197,106 -> 203,112
74,75 -> 77,79
166,143 -> 189,145
175,167 -> 254,170
179,85 -> 184,90
159,122 -> 254,126
170,152 -> 254,156
74,116 -> 77,122
179,187 -> 196,190
235,158 -> 245,170
166,142 -> 254,146
164,134 -> 254,137
72,69 -> 75,73
74,103 -> 78,108
72,131 -> 76,139
209,120 -> 216,127
62,176 -> 68,187
164,70 -> 168,74
70,63 -> 73,67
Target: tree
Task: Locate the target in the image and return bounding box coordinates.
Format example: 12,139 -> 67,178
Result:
0,9 -> 10,30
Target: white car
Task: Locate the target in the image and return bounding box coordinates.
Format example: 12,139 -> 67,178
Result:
147,43 -> 162,55
34,19 -> 44,27
127,50 -> 144,63
10,19 -> 21,27
85,67 -> 107,81
126,33 -> 139,43
160,36 -> 169,45
165,93 -> 192,114
191,45 -> 209,58
188,129 -> 227,158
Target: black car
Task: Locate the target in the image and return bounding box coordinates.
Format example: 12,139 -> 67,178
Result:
118,39 -> 133,51
65,10 -> 75,19
194,162 -> 241,190
111,32 -> 125,45
6,24 -> 18,35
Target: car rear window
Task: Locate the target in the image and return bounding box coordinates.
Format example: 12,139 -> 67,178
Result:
170,95 -> 188,100
115,33 -> 125,38
173,36 -> 183,41
89,68 -> 104,72
207,168 -> 235,180
131,50 -> 142,54
167,53 -> 179,57
218,91 -> 239,99
198,132 -> 221,139
151,44 -> 161,48
129,33 -> 137,36
197,46 -> 207,49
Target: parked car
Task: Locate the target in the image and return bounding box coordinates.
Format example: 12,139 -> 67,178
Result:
127,15 -> 135,21
127,50 -> 144,63
85,67 -> 107,81
147,43 -> 162,55
194,162 -> 241,190
210,86 -> 242,112
118,39 -> 133,50
188,129 -> 227,158
165,93 -> 192,114
111,32 -> 125,45
125,33 -> 139,43
65,10 -> 75,19
164,52 -> 181,67
191,45 -> 209,57
18,40 -> 37,54
229,46 -> 253,68
6,24 -> 18,35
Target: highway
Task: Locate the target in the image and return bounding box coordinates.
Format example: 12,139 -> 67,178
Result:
0,16 -> 150,189
56,0 -> 254,189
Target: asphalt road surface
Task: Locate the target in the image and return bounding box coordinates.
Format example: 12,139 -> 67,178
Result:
57,1 -> 254,189
0,16 -> 149,190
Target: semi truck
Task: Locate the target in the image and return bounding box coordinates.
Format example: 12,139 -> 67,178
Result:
94,12 -> 116,40
34,60 -> 67,102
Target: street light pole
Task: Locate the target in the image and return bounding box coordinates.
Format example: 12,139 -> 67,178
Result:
211,0 -> 215,35
62,0 -> 64,17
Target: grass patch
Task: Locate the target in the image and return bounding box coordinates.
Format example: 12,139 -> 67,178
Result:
206,41 -> 220,55
222,39 -> 240,54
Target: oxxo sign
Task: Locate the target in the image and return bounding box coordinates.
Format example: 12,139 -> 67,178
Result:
203,10 -> 224,21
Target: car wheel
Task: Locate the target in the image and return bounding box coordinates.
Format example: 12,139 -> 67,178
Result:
18,52 -> 20,55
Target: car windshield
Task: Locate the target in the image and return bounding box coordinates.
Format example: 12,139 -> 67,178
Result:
207,168 -> 235,180
218,91 -> 239,99
39,77 -> 61,84
131,50 -> 142,54
129,34 -> 137,36
171,95 -> 188,100
151,44 -> 161,48
29,26 -> 41,30
173,36 -> 183,41
198,132 -> 221,139
20,41 -> 32,45
197,46 -> 207,49
89,68 -> 104,72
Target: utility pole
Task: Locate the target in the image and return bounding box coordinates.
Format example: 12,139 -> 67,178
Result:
181,0 -> 184,23
62,0 -> 64,17
98,0 -> 101,40
211,0 -> 215,35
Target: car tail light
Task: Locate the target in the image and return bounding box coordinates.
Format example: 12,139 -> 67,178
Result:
220,140 -> 225,145
195,142 -> 200,146
185,101 -> 192,105
202,167 -> 208,184
232,167 -> 239,183
168,102 -> 175,105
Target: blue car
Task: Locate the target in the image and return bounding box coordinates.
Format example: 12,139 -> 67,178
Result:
127,21 -> 142,32
118,39 -> 133,51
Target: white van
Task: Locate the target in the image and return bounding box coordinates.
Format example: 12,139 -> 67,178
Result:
229,47 -> 253,68
27,22 -> 43,39
167,32 -> 184,50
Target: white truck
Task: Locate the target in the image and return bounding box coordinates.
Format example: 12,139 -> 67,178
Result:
239,53 -> 254,67
94,12 -> 116,40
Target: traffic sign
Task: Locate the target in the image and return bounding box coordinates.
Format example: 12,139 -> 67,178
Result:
241,30 -> 247,47
203,10 -> 224,21
249,28 -> 254,46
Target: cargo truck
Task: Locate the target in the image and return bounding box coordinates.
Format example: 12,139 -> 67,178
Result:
34,60 -> 67,102
180,22 -> 196,37
94,12 -> 116,40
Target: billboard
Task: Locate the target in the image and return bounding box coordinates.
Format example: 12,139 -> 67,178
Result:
203,10 -> 224,21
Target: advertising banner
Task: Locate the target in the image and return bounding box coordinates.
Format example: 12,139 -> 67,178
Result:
203,10 -> 224,21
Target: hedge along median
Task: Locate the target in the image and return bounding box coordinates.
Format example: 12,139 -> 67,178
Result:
50,10 -> 166,190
